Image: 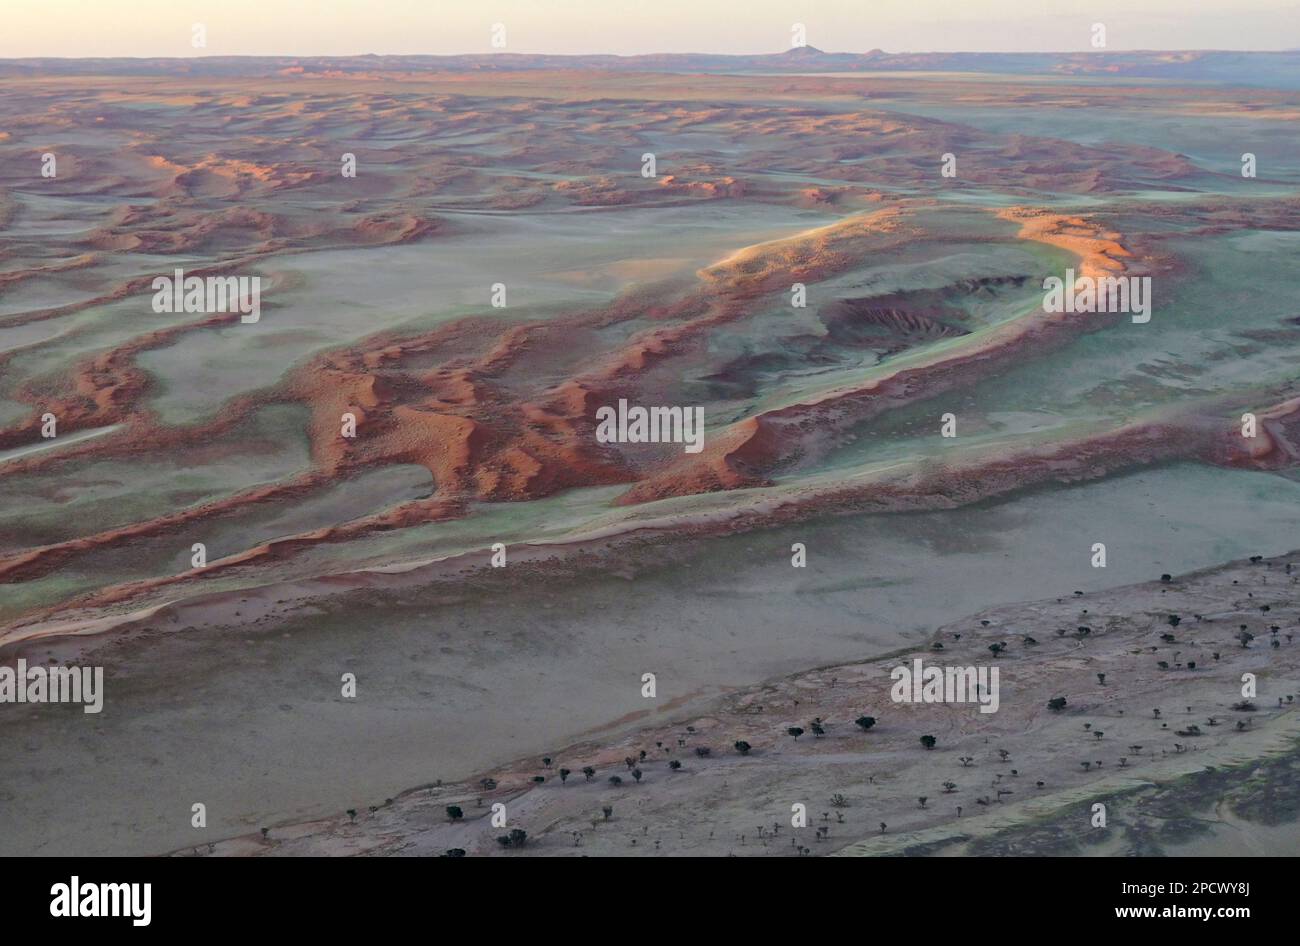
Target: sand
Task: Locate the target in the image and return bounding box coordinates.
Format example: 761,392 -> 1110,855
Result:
3,60 -> 1299,859
179,550 -> 1300,857
3,464 -> 1300,856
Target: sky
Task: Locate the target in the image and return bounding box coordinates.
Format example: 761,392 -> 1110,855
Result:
1,0 -> 1298,58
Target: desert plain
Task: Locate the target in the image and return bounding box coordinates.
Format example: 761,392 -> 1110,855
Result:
1,49 -> 1298,856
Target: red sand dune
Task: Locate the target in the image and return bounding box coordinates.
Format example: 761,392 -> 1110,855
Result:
2,197 -> 1289,615
2,68 -> 1296,626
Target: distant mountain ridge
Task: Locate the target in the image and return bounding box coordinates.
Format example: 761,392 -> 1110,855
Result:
3,48 -> 1298,87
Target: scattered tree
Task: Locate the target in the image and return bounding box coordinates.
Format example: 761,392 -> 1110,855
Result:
496,828 -> 528,849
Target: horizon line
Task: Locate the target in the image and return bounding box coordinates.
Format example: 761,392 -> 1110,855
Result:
5,46 -> 1300,62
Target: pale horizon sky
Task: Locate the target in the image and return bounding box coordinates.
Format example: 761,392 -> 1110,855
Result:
1,0 -> 1298,59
